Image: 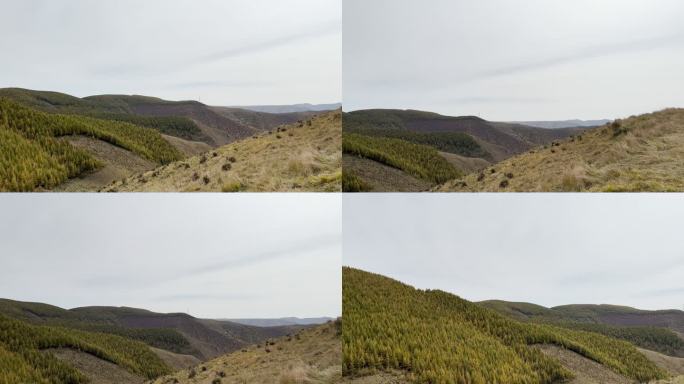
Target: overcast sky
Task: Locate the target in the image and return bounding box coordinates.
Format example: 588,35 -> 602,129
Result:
0,194 -> 341,319
0,0 -> 340,106
344,0 -> 684,120
344,194 -> 684,311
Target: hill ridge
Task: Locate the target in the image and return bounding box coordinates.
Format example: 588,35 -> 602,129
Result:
103,109 -> 342,192
343,267 -> 668,383
439,108 -> 684,191
0,298 -> 306,361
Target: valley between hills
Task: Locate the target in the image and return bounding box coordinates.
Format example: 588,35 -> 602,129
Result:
0,88 -> 341,192
342,267 -> 684,384
0,298 -> 339,384
342,108 -> 684,192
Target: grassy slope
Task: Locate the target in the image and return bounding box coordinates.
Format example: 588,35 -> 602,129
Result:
150,321 -> 342,384
103,110 -> 342,192
343,267 -> 667,384
439,109 -> 684,191
343,133 -> 461,185
0,314 -> 171,384
0,98 -> 183,191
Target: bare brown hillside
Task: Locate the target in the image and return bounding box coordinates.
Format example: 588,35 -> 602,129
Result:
103,110 -> 342,192
148,320 -> 341,384
438,108 -> 684,192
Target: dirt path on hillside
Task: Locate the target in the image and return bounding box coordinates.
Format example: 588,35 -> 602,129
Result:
54,136 -> 156,191
48,348 -> 144,384
536,344 -> 632,384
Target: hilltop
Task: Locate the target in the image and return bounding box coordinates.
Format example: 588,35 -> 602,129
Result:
438,108 -> 684,191
148,320 -> 342,384
343,267 -> 674,384
103,109 -> 342,192
342,109 -> 582,191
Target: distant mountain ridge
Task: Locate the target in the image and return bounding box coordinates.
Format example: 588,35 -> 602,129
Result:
225,317 -> 333,327
232,102 -> 341,113
510,119 -> 612,129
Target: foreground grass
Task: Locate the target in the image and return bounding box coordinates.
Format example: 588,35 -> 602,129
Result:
439,108 -> 684,191
343,267 -> 667,384
0,314 -> 171,384
103,110 -> 342,192
343,133 -> 461,184
0,98 -> 182,191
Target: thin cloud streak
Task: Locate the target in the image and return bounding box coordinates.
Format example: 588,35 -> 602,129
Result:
168,80 -> 272,90
343,194 -> 684,311
198,21 -> 341,63
344,0 -> 684,120
0,194 -> 341,318
0,0 -> 341,105
77,232 -> 341,289
154,293 -> 259,302
477,33 -> 684,80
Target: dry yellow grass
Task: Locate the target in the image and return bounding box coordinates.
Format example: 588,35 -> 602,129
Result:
147,321 -> 341,384
102,110 -> 341,192
438,108 -> 684,192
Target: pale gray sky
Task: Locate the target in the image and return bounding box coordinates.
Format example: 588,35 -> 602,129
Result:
344,0 -> 684,120
0,194 -> 341,319
0,0 -> 341,106
344,194 -> 684,311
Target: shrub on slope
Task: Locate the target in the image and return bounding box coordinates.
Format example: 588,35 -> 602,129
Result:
346,126 -> 490,159
343,267 -> 667,384
343,133 -> 461,184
